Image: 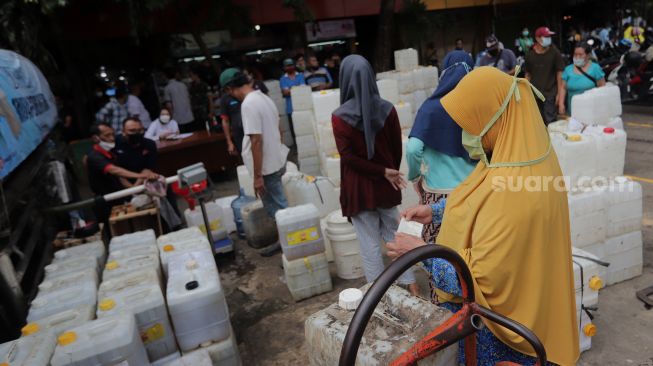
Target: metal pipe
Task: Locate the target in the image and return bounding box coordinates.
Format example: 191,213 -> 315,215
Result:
339,245 -> 473,366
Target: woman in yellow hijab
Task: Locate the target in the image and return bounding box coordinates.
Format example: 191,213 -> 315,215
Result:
388,66 -> 579,365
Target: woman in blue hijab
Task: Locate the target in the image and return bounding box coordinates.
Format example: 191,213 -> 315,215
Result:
405,51 -> 477,244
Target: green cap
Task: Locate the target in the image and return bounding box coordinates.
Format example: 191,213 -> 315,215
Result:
220,68 -> 240,88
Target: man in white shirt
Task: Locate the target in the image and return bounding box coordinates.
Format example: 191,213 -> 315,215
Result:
127,82 -> 152,128
163,67 -> 195,132
221,68 -> 289,255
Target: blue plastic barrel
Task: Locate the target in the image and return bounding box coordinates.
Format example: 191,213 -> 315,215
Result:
231,188 -> 256,239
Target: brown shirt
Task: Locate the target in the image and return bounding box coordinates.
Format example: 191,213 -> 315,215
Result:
524,45 -> 565,98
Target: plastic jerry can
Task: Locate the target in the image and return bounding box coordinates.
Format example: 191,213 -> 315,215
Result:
21,304 -> 95,338
0,332 -> 57,366
108,243 -> 159,262
275,204 -> 326,261
157,227 -> 204,247
38,267 -> 98,297
97,284 -> 178,362
292,110 -> 316,137
602,177 -> 643,237
164,349 -> 212,366
550,132 -> 597,188
305,284 -> 457,366
159,237 -> 213,277
44,255 -> 100,282
578,309 -> 597,353
395,101 -> 413,129
50,314 -> 149,366
215,195 -> 238,234
290,85 -> 313,111
282,253 -> 333,302
98,268 -> 161,299
151,351 -> 180,366
377,79 -> 400,104
584,126 -> 627,178
167,266 -> 231,351
312,89 -> 340,123
571,247 -> 605,308
604,230 -> 643,285
184,201 -> 228,242
167,249 -> 218,280
241,200 -> 279,249
182,327 -> 242,366
27,279 -> 97,323
53,241 -> 106,267
231,188 -> 256,239
567,187 -> 608,249
237,165 -> 255,197
103,253 -> 162,283
109,229 -> 156,251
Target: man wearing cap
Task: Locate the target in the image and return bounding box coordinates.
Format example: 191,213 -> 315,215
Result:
279,58 -> 306,139
477,35 -> 517,75
221,68 -> 289,255
524,26 -> 565,124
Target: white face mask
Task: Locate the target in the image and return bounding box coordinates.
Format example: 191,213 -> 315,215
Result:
99,140 -> 115,151
160,115 -> 171,124
573,57 -> 587,67
540,37 -> 552,47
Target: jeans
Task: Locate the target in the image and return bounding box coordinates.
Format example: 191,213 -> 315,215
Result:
261,166 -> 288,218
351,207 -> 416,285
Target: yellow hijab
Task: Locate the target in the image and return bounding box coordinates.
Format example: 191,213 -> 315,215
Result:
438,67 -> 579,365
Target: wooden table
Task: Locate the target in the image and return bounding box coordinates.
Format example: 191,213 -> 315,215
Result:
155,131 -> 237,176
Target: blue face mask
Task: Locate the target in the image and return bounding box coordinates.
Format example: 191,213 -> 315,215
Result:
573,58 -> 586,67
540,37 -> 552,48
522,30 -> 529,37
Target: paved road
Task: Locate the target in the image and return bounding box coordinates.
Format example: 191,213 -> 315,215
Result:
578,105 -> 653,366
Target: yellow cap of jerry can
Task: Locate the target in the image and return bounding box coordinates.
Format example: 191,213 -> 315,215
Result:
163,244 -> 175,252
567,134 -> 582,142
98,298 -> 116,312
58,331 -> 77,346
105,261 -> 119,270
589,276 -> 603,291
21,322 -> 40,336
320,90 -> 327,95
583,323 -> 597,337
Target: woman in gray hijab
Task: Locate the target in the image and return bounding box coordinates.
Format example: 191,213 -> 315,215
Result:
332,55 -> 419,295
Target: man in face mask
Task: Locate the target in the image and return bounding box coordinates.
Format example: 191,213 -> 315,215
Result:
113,117 -> 160,188
477,35 -> 517,75
304,54 -> 333,91
524,26 -> 565,125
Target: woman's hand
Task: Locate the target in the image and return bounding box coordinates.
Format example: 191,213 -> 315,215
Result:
401,205 -> 433,225
384,168 -> 407,191
386,233 -> 426,261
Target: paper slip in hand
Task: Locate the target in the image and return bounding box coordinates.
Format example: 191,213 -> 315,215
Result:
397,218 -> 424,237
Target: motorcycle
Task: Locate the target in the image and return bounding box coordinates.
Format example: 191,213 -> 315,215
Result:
607,46 -> 653,102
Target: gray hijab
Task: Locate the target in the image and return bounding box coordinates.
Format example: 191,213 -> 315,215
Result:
333,55 -> 394,159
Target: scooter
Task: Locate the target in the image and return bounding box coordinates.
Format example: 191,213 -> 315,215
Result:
339,245 -> 547,366
608,47 -> 653,102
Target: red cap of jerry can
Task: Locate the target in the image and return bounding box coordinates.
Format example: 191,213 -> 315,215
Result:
603,127 -> 615,134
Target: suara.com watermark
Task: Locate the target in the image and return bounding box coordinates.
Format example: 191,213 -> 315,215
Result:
491,175 -> 636,193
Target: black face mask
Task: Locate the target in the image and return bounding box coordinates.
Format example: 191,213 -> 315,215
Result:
127,133 -> 144,145
488,48 -> 500,57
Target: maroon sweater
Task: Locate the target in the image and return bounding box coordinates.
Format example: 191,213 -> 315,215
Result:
332,108 -> 403,218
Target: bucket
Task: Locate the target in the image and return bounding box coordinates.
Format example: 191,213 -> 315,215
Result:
326,231 -> 365,280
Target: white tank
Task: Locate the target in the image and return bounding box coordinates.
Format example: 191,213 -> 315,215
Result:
103,253 -> 162,283
184,201 -> 228,242
584,126 -> 627,178
283,174 -> 340,218
282,252 -> 333,301
320,217 -> 335,262
377,79 -> 400,104
182,327 -> 242,366
568,186 -> 608,249
604,230 -> 643,285
44,255 -> 99,282
579,309 -> 597,353
21,305 -> 95,339
167,250 -> 219,278
160,237 -> 213,277
320,153 -> 341,187
571,84 -> 622,125
312,89 -> 340,123
572,247 -> 605,309
292,110 -> 316,137
50,314 -> 149,366
297,134 -> 319,158
53,241 -> 105,267
422,66 -> 439,89
275,204 -> 326,260
157,227 -> 204,248
325,210 -> 365,280
411,68 -> 427,90
165,349 -> 212,366
215,195 -> 238,234
27,280 -> 97,323
98,268 -> 161,299
97,284 -> 178,362
108,243 -> 159,262
394,48 -> 419,72
291,85 -> 314,111
0,332 -> 57,366
241,200 -> 279,249
109,229 -> 156,251
606,116 -> 624,130
411,89 -> 427,114
305,284 -> 457,366
237,165 -> 255,197
317,123 -> 338,156
551,133 -> 597,188
601,177 -> 643,237
395,101 -> 413,129
38,267 -> 98,296
167,266 -> 231,351
396,71 -> 415,94
151,351 -> 181,366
